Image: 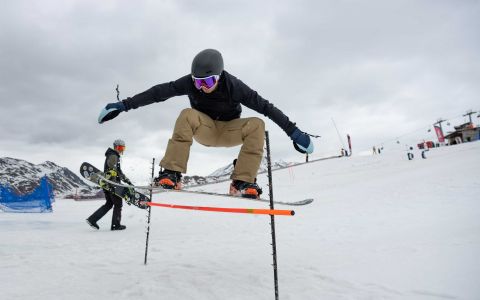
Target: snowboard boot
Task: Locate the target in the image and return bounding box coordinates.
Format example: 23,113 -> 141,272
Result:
154,169 -> 182,190
229,180 -> 263,199
111,224 -> 127,231
86,219 -> 99,230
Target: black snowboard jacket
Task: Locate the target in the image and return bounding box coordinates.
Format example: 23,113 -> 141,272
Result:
122,71 -> 297,136
104,148 -> 128,183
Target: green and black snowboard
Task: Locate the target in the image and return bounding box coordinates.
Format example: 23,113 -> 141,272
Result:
80,162 -> 150,209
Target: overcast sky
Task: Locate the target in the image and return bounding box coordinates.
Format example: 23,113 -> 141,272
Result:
1,0 -> 479,182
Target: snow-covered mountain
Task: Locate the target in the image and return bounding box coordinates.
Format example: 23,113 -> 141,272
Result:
208,158 -> 295,179
0,157 -> 97,197
0,156 -> 295,196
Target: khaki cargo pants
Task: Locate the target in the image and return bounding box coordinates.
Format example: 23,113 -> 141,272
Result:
160,108 -> 265,183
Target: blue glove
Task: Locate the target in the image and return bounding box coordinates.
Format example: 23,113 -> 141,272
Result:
290,128 -> 314,154
98,101 -> 126,124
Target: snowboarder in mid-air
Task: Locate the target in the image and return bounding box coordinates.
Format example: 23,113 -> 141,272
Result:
86,139 -> 132,230
98,49 -> 314,199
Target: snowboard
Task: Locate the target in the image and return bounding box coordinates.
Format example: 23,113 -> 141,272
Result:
80,162 -> 150,209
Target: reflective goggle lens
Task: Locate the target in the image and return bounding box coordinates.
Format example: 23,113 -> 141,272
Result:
192,75 -> 219,89
115,145 -> 126,151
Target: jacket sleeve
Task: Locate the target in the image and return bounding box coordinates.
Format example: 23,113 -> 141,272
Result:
105,155 -> 120,179
106,155 -> 130,182
123,75 -> 192,110
231,77 -> 297,135
106,155 -> 118,172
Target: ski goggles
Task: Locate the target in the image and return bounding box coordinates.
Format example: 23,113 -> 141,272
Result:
115,145 -> 126,151
192,75 -> 220,90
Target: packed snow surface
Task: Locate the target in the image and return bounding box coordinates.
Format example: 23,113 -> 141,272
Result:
1,142 -> 479,299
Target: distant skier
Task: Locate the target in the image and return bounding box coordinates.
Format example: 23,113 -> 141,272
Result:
98,49 -> 314,199
86,139 -> 132,230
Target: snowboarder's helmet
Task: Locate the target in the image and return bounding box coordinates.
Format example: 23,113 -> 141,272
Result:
113,139 -> 125,147
191,49 -> 224,78
113,139 -> 126,153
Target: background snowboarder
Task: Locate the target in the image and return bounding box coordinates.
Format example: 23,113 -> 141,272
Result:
98,49 -> 314,198
86,139 -> 132,230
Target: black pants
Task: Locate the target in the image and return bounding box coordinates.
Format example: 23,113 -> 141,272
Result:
87,190 -> 123,227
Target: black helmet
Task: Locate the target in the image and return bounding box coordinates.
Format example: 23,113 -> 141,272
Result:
191,49 -> 224,78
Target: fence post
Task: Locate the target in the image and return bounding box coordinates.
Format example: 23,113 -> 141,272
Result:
265,131 -> 279,300
144,158 -> 155,265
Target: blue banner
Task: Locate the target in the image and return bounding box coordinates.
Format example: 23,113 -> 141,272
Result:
0,176 -> 54,213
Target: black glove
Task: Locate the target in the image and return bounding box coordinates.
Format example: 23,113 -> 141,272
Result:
290,128 -> 314,154
98,101 -> 127,124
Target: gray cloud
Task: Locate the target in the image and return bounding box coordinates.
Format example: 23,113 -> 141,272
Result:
1,0 -> 479,180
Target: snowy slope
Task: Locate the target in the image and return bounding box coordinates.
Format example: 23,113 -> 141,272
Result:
0,142 -> 479,299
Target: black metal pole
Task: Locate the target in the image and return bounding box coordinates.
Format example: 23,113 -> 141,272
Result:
144,158 -> 155,265
116,84 -> 120,102
265,131 -> 279,300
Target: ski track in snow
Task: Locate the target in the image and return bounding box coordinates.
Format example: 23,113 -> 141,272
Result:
1,142 -> 480,299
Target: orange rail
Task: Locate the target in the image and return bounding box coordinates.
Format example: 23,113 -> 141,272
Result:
147,202 -> 295,216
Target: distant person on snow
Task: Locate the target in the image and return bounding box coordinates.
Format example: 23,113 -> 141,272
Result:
98,49 -> 314,199
86,139 -> 132,231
